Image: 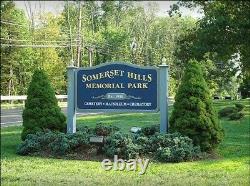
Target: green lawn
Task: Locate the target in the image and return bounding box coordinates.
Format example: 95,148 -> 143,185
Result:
1,100 -> 249,185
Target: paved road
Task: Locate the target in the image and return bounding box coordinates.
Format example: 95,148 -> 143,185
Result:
1,103 -> 174,127
0,107 -> 102,127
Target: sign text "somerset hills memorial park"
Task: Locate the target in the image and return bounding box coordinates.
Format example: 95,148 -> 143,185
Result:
67,62 -> 169,133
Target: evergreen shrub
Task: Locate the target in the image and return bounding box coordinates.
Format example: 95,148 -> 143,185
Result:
218,107 -> 238,118
235,103 -> 245,111
94,123 -> 120,136
141,124 -> 159,136
170,60 -> 224,151
17,130 -> 91,156
21,69 -> 66,140
229,112 -> 244,120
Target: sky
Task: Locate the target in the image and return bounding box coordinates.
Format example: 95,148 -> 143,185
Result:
14,1 -> 203,19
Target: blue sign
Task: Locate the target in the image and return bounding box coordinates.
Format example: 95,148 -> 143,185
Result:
76,62 -> 158,111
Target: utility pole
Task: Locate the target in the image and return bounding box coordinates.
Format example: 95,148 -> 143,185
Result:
76,1 -> 82,67
67,1 -> 74,65
130,37 -> 137,63
89,47 -> 94,67
91,6 -> 94,36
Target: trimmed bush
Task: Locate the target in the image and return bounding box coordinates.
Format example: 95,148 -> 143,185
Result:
141,124 -> 159,136
77,125 -> 94,134
48,133 -> 70,155
218,104 -> 245,120
133,135 -> 150,155
218,107 -> 238,118
17,130 -> 91,156
154,133 -> 201,162
103,129 -> 201,162
17,125 -> 201,163
67,131 -> 91,150
16,133 -> 41,155
94,123 -> 120,136
235,103 -> 245,111
21,69 -> 66,140
103,132 -> 138,159
229,112 -> 244,120
170,60 -> 224,152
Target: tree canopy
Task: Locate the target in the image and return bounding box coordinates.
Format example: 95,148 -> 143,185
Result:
1,1 -> 248,98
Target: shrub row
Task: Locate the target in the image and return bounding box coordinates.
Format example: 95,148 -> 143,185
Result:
218,103 -> 245,120
17,123 -> 118,156
103,131 -> 201,162
17,124 -> 202,163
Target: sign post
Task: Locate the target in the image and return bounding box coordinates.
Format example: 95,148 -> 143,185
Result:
67,66 -> 77,133
159,63 -> 169,133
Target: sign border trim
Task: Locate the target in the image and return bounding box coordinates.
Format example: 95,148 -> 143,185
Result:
75,61 -> 160,113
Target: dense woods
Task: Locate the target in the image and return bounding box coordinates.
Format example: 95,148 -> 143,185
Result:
1,1 -> 249,98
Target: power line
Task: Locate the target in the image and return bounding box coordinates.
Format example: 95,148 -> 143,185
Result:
1,38 -> 129,56
1,44 -> 78,48
1,41 -> 125,53
0,38 -> 80,43
0,20 -> 28,28
1,39 -> 115,50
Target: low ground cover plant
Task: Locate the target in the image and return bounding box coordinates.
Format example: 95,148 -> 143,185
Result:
17,124 -> 202,163
17,130 -> 92,156
94,123 -> 120,136
103,131 -> 201,162
140,124 -> 159,136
